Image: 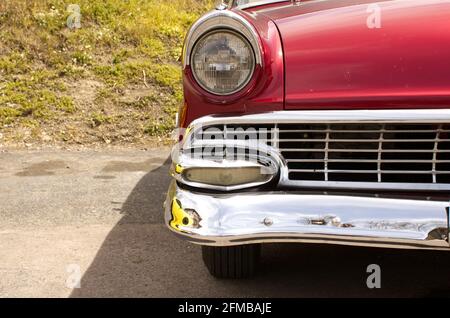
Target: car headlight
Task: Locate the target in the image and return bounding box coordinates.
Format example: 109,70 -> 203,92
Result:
191,30 -> 256,95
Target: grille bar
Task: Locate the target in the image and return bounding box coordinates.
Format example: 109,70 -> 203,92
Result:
432,124 -> 442,183
192,121 -> 450,188
279,149 -> 450,153
289,169 -> 450,174
285,159 -> 450,163
276,139 -> 447,142
276,129 -> 450,133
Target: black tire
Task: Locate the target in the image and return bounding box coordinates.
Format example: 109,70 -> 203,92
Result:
201,244 -> 261,279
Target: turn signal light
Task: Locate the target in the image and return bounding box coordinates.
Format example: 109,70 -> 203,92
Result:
183,167 -> 272,187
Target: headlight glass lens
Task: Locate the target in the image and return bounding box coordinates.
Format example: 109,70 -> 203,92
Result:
191,31 -> 255,95
183,167 -> 270,187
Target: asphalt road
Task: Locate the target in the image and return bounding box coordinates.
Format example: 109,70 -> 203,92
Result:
0,149 -> 449,297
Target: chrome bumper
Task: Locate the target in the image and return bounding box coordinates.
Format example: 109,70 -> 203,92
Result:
164,181 -> 450,250
166,109 -> 450,250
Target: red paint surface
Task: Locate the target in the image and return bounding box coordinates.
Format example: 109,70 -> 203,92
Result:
254,0 -> 450,109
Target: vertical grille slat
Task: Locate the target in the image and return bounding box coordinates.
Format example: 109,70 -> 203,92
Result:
432,125 -> 442,183
324,124 -> 330,181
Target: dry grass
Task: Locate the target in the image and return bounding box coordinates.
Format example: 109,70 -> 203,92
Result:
0,0 -> 213,148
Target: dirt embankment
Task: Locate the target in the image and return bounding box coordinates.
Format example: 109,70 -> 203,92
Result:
0,0 -> 213,150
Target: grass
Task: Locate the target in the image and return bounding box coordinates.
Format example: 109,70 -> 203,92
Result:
0,0 -> 213,147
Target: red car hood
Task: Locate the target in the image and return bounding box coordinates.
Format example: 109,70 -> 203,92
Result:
249,0 -> 450,109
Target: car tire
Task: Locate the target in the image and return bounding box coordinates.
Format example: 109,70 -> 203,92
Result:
201,244 -> 261,279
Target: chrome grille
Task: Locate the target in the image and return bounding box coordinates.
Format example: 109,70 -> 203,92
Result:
191,121 -> 450,190
277,123 -> 450,185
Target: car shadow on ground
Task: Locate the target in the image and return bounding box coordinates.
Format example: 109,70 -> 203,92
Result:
70,159 -> 450,298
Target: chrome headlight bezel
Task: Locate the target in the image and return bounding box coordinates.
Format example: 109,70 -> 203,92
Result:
190,29 -> 256,96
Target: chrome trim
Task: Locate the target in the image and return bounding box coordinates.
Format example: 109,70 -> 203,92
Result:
188,109 -> 450,126
233,0 -> 290,10
216,0 -> 233,10
182,10 -> 262,69
182,109 -> 450,191
281,180 -> 450,191
171,144 -> 280,191
165,181 -> 450,250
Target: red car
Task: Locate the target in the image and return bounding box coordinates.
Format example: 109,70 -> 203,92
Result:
164,0 -> 450,278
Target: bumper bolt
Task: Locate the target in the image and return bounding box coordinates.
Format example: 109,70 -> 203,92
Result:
263,217 -> 273,227
331,217 -> 341,227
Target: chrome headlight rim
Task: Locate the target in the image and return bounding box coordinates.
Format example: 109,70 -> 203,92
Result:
190,29 -> 256,96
